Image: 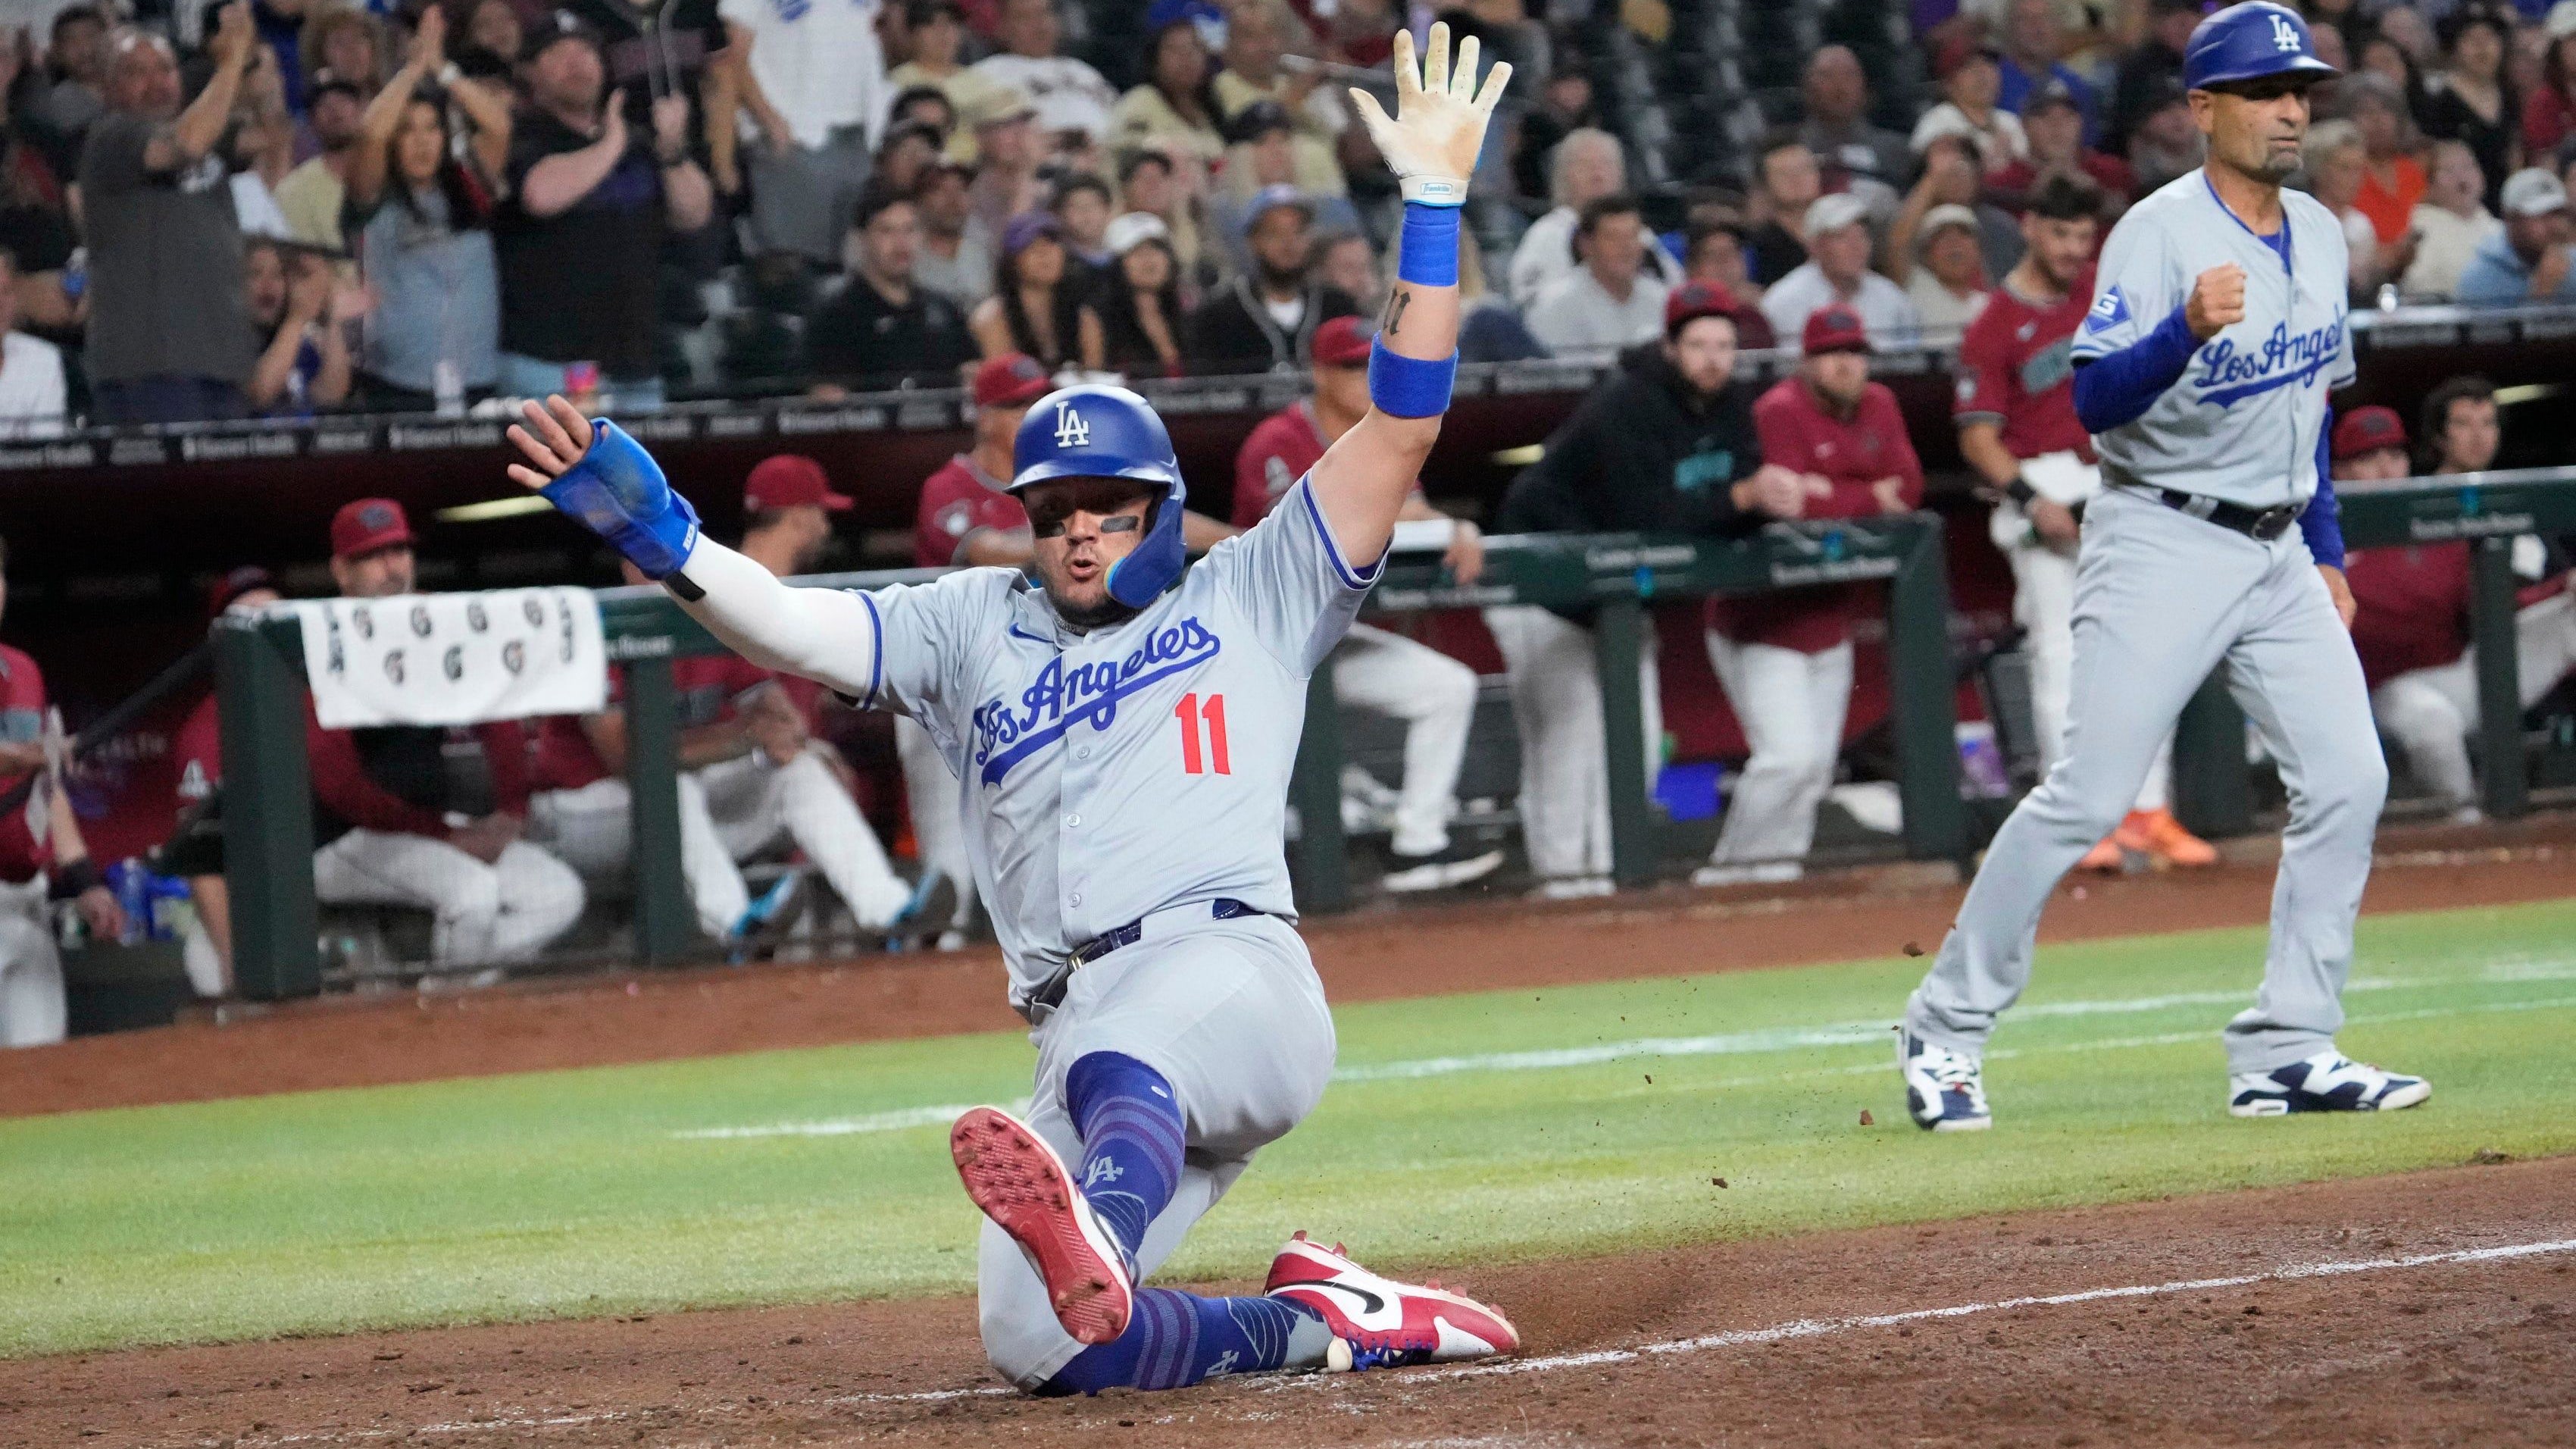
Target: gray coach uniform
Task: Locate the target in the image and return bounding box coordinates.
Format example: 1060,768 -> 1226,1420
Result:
861,475 -> 1368,1386
1905,171 -> 2387,1075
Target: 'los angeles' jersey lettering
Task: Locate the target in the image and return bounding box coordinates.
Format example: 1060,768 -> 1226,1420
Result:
971,616 -> 1222,784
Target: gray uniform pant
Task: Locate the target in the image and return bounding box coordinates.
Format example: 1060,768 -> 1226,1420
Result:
979,909 -> 1336,1389
1905,487 -> 2388,1074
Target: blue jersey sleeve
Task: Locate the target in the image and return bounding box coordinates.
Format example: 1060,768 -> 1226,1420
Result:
2301,408 -> 2345,570
2071,304 -> 2201,434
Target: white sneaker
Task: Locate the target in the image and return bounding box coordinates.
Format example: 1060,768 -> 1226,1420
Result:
1533,875 -> 1615,900
2229,1051 -> 2431,1117
1693,860 -> 1802,888
1898,1029 -> 1992,1131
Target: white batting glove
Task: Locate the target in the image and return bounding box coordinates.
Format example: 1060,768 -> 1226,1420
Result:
1350,22 -> 1512,207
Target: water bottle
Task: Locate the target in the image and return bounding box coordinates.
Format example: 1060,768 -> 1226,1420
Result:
61,246 -> 85,302
107,858 -> 148,946
433,358 -> 465,418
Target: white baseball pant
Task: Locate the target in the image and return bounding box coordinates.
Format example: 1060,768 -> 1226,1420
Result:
1996,519 -> 2174,812
695,746 -> 913,929
1330,622 -> 1478,856
311,831 -> 586,966
528,775 -> 744,939
896,716 -> 980,932
1703,634 -> 1852,869
0,875 -> 66,1047
2371,591 -> 2576,812
1483,606 -> 1661,884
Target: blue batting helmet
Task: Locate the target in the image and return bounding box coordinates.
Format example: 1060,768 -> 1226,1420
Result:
2182,2 -> 2337,92
1008,383 -> 1190,609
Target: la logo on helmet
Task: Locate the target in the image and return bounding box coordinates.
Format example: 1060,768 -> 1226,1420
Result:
1054,402 -> 1091,449
2271,14 -> 2302,51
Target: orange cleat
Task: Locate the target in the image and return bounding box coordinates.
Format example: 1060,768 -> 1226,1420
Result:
2117,809 -> 2218,868
2075,835 -> 2124,872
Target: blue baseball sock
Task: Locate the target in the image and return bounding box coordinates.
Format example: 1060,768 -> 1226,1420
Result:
1045,1289 -> 1330,1394
1064,1051 -> 1184,1272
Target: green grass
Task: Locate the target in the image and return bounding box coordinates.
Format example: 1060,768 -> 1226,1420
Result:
3,899 -> 2573,1359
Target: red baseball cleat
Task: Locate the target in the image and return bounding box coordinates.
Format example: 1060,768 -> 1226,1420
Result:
2118,808 -> 2218,868
1265,1232 -> 1520,1371
949,1106 -> 1133,1345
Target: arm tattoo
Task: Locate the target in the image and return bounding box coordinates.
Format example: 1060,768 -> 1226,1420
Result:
1382,286 -> 1411,336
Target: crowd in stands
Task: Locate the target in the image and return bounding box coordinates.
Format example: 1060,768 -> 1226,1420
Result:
0,0 -> 2565,433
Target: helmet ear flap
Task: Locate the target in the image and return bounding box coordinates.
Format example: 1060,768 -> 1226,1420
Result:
1103,479 -> 1189,609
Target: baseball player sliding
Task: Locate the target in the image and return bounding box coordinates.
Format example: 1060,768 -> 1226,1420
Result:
1901,2 -> 2427,1130
514,27 -> 1521,1392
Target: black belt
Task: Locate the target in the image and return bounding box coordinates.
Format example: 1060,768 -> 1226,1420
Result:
1025,899 -> 1265,1016
2146,487 -> 2305,542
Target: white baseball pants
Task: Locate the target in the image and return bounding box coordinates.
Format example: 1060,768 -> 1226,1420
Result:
1483,606 -> 1661,883
529,775 -> 744,939
695,747 -> 912,929
1703,635 -> 1852,869
311,831 -> 586,967
0,875 -> 65,1048
896,716 -> 980,932
2001,530 -> 2175,812
2371,591 -> 2576,812
1330,623 -> 1479,856
1907,487 -> 2388,1074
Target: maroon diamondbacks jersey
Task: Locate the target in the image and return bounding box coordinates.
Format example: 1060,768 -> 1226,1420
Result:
1953,268 -> 2098,465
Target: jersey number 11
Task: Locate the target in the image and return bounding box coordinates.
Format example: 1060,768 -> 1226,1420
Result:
1175,693 -> 1231,775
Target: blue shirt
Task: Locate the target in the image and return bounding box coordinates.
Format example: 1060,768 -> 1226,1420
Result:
2453,230 -> 2576,305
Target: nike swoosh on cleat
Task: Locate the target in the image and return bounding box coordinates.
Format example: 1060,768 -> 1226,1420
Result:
1298,1279 -> 1389,1316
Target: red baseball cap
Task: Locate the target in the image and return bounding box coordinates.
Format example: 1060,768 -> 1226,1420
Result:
2331,405 -> 2409,462
1802,304 -> 1871,356
1311,315 -> 1374,368
207,564 -> 279,618
744,454 -> 853,512
1664,281 -> 1745,340
330,498 -> 414,561
972,352 -> 1053,408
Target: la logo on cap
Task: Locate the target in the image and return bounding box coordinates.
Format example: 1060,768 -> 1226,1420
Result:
2271,13 -> 2300,49
1054,402 -> 1091,449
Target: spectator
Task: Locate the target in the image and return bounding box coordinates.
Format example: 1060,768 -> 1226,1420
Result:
1114,146 -> 1210,289
1527,193 -> 1672,352
1681,206 -> 1765,314
494,14 -> 713,411
2415,6 -> 2520,214
1184,185 -> 1357,372
0,252 -> 66,437
1996,0 -> 2098,143
1096,211 -> 1186,376
1702,304 -> 1921,887
1509,61 -> 1595,207
2305,119 -> 2395,299
1486,286 -> 1811,897
808,186 -> 977,392
342,15 -> 511,414
1989,78 -> 2135,208
968,211 -> 1102,370
0,77 -> 80,347
1231,313 -> 1501,892
1315,227 -> 1382,314
1905,203 -> 1990,335
1797,47 -> 1909,193
0,535 -> 125,1047
2456,167 -> 2576,302
1912,34 -> 2027,174
2524,23 -> 2576,155
970,0 -> 1115,152
2103,0 -> 2198,155
1449,227 -> 1549,362
913,157 -> 993,307
1213,0 -> 1345,145
244,238 -> 353,412
886,1 -> 1008,146
83,9 -> 259,425
565,0 -> 724,171
307,499 -> 585,975
1050,171 -> 1114,267
225,39 -> 302,244
254,0 -> 314,115
1207,98 -> 1352,261
1508,127 -> 1678,306
1762,192 -> 1922,347
1888,133 -> 2025,285
454,0 -> 524,85
1109,16 -> 1226,170
300,6 -> 387,101
2404,139 -> 2503,299
962,85 -> 1044,248
2355,30 -> 2423,102
2345,75 -> 2426,247
2125,75 -> 2204,196
707,0 -> 887,265
1744,134 -> 1822,287
871,118 -> 944,202
2346,383 -> 2576,822
1315,0 -> 1400,69
27,5 -> 109,158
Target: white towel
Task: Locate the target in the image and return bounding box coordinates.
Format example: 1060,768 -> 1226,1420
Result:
295,589 -> 608,729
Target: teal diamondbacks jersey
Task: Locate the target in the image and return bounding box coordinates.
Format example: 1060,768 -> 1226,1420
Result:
2072,168 -> 2356,509
860,476 -> 1375,1010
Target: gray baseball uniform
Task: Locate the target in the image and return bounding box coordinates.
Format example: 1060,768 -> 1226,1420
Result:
1905,171 -> 2387,1075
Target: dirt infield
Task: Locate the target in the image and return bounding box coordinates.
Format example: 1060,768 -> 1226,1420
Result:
5,1153 -> 2569,1447
5,814 -> 2572,1118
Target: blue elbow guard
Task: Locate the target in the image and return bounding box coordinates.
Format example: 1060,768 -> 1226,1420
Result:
1368,337 -> 1457,418
540,419 -> 702,581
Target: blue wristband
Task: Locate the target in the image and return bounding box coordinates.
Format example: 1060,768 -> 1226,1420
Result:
539,419 -> 703,580
1368,336 -> 1457,418
1396,202 -> 1460,288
